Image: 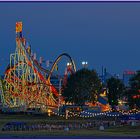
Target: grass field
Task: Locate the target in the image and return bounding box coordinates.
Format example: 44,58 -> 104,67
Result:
0,113 -> 139,138
0,126 -> 140,138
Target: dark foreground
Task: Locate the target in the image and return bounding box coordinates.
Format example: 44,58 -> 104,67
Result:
0,125 -> 140,139
0,113 -> 140,139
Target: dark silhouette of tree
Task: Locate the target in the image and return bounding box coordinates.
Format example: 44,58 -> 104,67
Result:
106,77 -> 125,110
62,68 -> 102,105
126,71 -> 140,109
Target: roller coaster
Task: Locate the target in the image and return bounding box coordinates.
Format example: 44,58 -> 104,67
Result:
1,22 -> 76,112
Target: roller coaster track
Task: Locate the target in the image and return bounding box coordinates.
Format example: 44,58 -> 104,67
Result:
2,22 -> 76,111
0,79 -> 5,105
48,53 -> 76,81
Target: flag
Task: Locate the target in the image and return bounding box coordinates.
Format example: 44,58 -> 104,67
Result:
46,60 -> 49,67
39,57 -> 43,64
33,53 -> 36,60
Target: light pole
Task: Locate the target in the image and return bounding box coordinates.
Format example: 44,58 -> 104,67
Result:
67,62 -> 72,67
82,61 -> 88,68
58,78 -> 62,114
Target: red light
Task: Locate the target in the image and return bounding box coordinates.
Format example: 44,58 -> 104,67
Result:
133,96 -> 136,99
123,70 -> 135,75
133,95 -> 140,99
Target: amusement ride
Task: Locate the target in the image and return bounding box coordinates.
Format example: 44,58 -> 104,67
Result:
0,22 -> 76,113
1,22 -> 136,118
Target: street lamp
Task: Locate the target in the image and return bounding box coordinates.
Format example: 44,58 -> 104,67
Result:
67,62 -> 72,66
67,62 -> 70,66
82,61 -> 88,68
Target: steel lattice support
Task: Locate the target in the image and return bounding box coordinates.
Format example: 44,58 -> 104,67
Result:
3,23 -> 58,112
1,22 -> 76,113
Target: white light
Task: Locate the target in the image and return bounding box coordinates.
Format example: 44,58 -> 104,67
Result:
82,61 -> 86,65
67,63 -> 70,66
82,61 -> 88,65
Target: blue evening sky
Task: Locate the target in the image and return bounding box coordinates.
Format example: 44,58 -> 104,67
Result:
0,2 -> 140,77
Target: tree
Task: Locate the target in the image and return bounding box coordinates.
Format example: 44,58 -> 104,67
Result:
62,68 -> 102,105
126,71 -> 140,109
106,77 -> 125,110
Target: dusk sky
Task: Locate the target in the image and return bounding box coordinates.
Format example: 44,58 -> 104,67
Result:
0,2 -> 140,77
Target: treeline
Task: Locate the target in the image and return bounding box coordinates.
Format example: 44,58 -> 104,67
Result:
62,68 -> 140,110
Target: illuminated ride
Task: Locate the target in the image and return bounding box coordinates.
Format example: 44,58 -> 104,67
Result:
2,22 -> 76,112
85,88 -> 110,112
63,62 -> 76,87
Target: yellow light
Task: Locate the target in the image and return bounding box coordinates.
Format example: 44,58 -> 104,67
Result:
48,109 -> 52,117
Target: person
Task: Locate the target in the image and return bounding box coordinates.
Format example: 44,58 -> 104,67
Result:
93,122 -> 96,127
107,121 -> 110,127
99,122 -> 104,131
49,125 -> 52,131
113,121 -> 116,126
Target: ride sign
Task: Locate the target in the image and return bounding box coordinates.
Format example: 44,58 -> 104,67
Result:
16,22 -> 22,33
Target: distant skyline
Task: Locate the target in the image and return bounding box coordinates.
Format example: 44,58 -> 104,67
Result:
0,2 -> 140,77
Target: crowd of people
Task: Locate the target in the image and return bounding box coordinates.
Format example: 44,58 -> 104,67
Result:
1,121 -> 118,131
